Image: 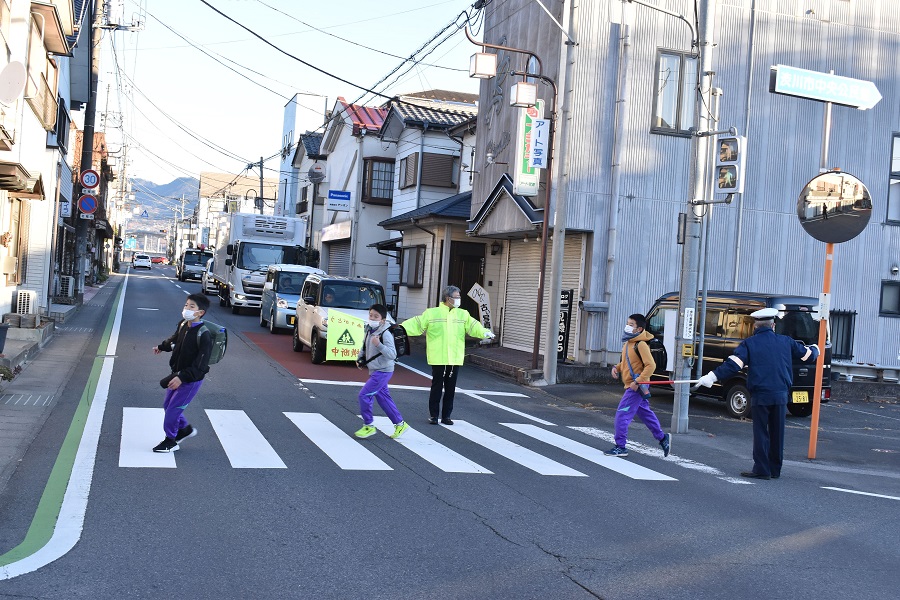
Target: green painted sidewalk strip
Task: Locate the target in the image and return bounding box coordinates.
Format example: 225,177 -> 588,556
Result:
0,280 -> 123,566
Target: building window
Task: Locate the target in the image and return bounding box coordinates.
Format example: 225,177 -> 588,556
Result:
363,158 -> 393,204
879,281 -> 900,316
421,152 -> 456,188
7,199 -> 29,285
400,246 -> 426,288
652,50 -> 698,135
47,97 -> 69,151
25,14 -> 58,131
399,153 -> 418,189
887,134 -> 900,223
830,310 -> 856,360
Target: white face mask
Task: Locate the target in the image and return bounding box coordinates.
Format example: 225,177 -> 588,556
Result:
367,319 -> 382,329
624,325 -> 635,334
452,298 -> 461,308
182,309 -> 197,320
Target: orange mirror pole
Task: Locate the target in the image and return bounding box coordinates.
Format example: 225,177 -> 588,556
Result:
808,242 -> 834,460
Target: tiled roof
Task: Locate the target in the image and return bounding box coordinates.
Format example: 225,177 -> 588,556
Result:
392,97 -> 478,129
336,97 -> 387,132
379,191 -> 472,228
401,89 -> 480,104
300,132 -> 323,157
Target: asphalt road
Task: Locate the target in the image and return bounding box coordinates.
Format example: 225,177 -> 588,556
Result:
0,267 -> 897,599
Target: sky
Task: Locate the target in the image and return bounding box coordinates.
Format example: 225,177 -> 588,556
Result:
97,0 -> 484,187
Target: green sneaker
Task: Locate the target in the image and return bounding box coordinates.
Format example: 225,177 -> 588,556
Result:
354,424 -> 377,439
391,421 -> 409,439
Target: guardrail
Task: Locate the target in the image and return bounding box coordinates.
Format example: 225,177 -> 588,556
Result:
833,361 -> 900,383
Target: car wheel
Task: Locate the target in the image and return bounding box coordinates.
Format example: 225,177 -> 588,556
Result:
232,304 -> 241,315
268,309 -> 277,334
787,403 -> 813,418
310,330 -> 326,364
292,323 -> 304,352
259,308 -> 267,327
725,383 -> 751,419
219,293 -> 226,307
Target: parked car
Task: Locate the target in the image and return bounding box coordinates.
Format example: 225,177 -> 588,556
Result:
644,291 -> 831,418
151,256 -> 166,264
292,274 -> 391,363
259,264 -> 326,333
176,248 -> 214,282
133,253 -> 152,270
201,258 -> 217,295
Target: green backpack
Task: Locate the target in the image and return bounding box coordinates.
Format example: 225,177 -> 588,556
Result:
196,321 -> 227,365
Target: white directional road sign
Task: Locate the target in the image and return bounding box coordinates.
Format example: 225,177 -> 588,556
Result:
770,65 -> 882,110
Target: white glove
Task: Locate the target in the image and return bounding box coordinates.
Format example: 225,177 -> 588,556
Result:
697,371 -> 718,388
484,331 -> 496,340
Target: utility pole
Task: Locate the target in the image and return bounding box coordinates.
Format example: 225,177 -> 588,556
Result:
672,0 -> 717,434
259,156 -> 264,214
74,0 -> 103,301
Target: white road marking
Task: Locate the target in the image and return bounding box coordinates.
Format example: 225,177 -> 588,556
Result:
136,308 -> 159,311
119,408 -> 176,468
443,421 -> 586,476
206,409 -> 286,469
298,378 -> 549,424
370,416 -> 492,474
0,275 -> 127,579
569,426 -> 753,484
502,424 -> 675,481
822,487 -> 900,501
284,412 -> 392,470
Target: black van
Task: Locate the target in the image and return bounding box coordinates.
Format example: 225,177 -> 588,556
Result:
644,291 -> 831,418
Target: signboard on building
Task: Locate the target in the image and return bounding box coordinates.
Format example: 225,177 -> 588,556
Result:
60,199 -> 71,218
529,118 -> 550,170
513,100 -> 544,196
557,289 -> 573,360
327,190 -> 351,212
467,283 -> 494,333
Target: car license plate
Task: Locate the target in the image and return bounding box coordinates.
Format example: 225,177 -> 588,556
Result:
791,391 -> 809,404
288,316 -> 295,325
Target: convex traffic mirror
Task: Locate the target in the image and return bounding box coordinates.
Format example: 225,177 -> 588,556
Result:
797,170 -> 872,244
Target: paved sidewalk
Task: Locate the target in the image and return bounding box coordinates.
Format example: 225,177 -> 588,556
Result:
0,278 -> 119,496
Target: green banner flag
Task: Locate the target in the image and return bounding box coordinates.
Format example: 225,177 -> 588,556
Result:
326,309 -> 365,362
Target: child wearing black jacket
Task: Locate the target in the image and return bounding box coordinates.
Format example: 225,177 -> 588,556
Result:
151,293 -> 213,453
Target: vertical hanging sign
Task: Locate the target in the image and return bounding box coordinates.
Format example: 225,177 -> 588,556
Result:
513,99 -> 544,196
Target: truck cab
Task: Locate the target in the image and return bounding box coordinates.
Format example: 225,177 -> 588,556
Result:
176,249 -> 214,282
644,291 -> 831,418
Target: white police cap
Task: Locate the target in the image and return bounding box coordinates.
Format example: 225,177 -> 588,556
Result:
750,307 -> 779,320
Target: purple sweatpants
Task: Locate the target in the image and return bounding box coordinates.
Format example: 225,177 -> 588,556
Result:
359,370 -> 403,425
162,380 -> 203,439
614,388 -> 665,447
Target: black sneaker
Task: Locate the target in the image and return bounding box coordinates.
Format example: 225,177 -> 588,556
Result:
428,417 -> 438,425
175,425 -> 198,443
440,418 -> 454,425
153,438 -> 179,453
659,433 -> 671,458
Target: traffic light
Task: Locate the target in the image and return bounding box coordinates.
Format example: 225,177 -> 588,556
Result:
159,229 -> 167,233
715,136 -> 746,194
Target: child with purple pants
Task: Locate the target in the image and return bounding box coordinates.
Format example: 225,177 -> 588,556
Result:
354,304 -> 408,440
151,293 -> 213,453
604,313 -> 671,458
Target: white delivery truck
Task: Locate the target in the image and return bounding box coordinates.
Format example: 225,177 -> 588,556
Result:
212,213 -> 312,314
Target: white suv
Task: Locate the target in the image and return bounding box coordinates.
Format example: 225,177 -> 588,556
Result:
292,274 -> 392,364
133,253 -> 152,269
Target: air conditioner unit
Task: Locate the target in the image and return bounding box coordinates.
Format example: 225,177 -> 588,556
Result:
16,290 -> 36,314
59,276 -> 75,298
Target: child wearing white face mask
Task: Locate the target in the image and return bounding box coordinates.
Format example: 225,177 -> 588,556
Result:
353,304 -> 408,439
151,293 -> 213,453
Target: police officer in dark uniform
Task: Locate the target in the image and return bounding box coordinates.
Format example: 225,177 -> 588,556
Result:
696,308 -> 819,479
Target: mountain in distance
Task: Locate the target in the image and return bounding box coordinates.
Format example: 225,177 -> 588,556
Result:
129,176 -> 199,220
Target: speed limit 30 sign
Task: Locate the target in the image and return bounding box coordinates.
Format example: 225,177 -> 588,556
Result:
80,169 -> 100,189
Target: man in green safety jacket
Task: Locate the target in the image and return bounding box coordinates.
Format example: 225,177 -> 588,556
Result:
402,285 -> 495,425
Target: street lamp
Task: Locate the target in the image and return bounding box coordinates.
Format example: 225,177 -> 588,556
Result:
466,27 -> 558,371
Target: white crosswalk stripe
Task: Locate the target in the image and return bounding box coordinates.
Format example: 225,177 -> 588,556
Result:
117,408 -> 684,480
119,408 -> 175,468
370,416 -> 492,474
501,423 -> 676,481
284,412 -> 392,471
441,420 -> 587,477
206,409 -> 286,469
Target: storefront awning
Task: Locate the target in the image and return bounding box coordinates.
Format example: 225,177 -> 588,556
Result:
0,162 -> 45,198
